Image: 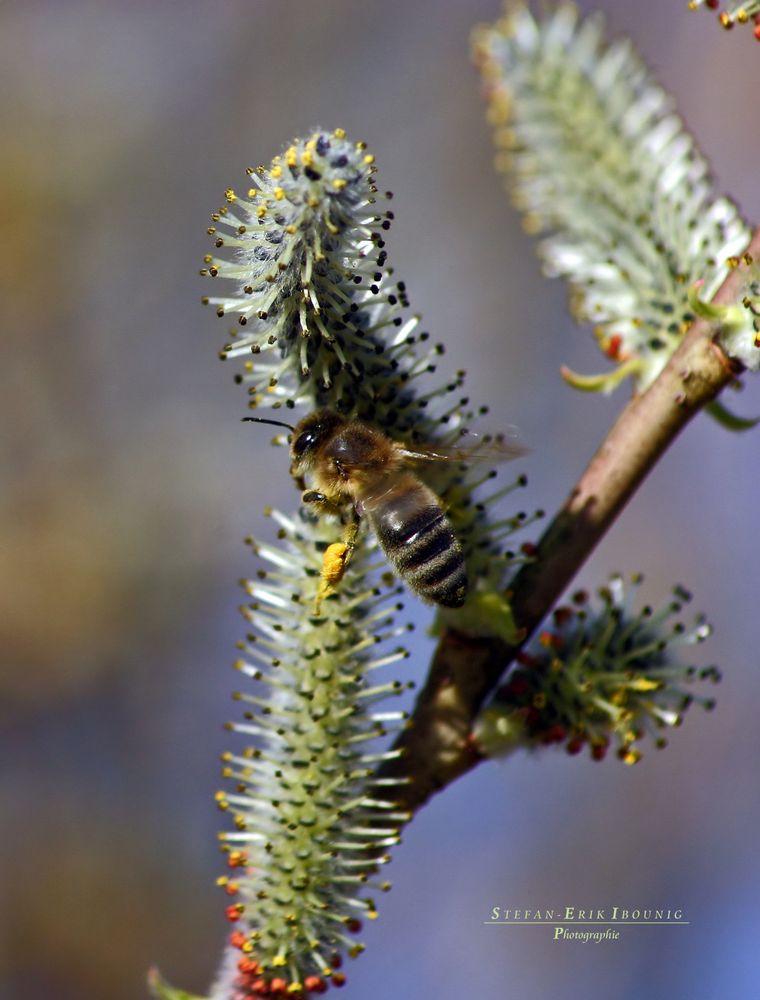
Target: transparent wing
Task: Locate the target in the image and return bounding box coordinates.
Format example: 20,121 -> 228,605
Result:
357,469 -> 425,514
393,428 -> 527,466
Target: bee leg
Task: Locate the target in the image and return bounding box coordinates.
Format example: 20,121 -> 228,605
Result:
301,490 -> 344,517
342,506 -> 361,555
313,510 -> 362,616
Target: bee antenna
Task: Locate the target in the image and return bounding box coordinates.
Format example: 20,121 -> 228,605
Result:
242,416 -> 296,432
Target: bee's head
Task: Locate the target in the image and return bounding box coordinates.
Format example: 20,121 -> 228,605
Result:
290,409 -> 346,466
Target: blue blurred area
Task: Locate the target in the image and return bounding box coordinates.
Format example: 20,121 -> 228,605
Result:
1,1 -> 759,998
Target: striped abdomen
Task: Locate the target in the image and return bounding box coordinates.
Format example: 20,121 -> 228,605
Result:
368,476 -> 467,608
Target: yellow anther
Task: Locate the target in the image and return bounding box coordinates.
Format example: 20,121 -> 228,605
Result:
274,186 -> 286,200
627,678 -> 662,692
225,188 -> 237,202
332,178 -> 347,191
334,127 -> 346,138
486,95 -> 511,125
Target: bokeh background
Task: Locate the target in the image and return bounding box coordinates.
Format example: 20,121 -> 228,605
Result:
2,2 -> 759,998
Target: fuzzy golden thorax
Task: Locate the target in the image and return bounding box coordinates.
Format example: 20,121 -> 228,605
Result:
289,409 -> 401,505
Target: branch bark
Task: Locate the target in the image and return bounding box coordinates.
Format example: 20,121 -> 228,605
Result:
383,228 -> 760,813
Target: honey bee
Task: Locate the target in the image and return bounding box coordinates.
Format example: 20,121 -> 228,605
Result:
244,409 -> 523,609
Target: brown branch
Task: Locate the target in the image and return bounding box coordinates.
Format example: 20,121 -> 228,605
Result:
383,227 -> 760,814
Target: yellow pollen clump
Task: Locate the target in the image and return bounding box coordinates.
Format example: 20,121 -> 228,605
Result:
487,96 -> 512,126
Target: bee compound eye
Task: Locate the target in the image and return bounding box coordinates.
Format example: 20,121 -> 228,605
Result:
293,429 -> 317,457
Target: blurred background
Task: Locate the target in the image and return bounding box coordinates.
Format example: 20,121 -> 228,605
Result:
2,1 -> 759,998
